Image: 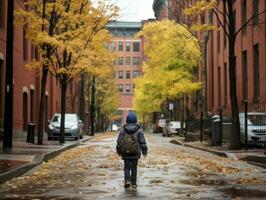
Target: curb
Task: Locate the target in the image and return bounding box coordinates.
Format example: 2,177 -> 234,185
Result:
170,139 -> 266,169
170,139 -> 229,158
0,136 -> 93,184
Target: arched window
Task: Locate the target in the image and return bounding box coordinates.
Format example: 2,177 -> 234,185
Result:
30,89 -> 34,122
23,92 -> 28,131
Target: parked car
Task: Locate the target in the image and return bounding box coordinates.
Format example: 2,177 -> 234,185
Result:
239,112 -> 266,144
163,121 -> 185,137
48,113 -> 84,140
153,119 -> 166,133
112,124 -> 120,132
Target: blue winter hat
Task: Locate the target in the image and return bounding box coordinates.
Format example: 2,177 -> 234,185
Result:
126,112 -> 137,124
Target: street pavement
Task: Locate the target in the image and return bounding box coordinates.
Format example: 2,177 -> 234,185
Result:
0,133 -> 266,199
0,136 -> 92,184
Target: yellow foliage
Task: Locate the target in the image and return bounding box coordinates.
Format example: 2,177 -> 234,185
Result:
184,0 -> 217,16
15,0 -> 119,82
133,20 -> 201,117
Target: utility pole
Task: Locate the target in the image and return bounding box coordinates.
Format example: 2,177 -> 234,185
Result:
3,0 -> 14,151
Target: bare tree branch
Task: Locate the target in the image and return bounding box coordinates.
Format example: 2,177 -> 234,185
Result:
235,9 -> 265,36
212,8 -> 229,37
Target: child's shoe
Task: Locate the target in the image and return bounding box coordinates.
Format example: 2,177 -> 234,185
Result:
124,180 -> 130,189
131,185 -> 137,192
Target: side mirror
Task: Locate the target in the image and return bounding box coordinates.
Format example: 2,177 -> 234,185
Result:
79,120 -> 83,124
48,120 -> 50,123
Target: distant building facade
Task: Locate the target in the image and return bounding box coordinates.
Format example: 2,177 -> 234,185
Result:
0,0 -> 79,138
106,21 -> 144,125
153,0 -> 266,116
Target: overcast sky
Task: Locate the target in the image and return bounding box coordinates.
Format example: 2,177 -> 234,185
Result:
115,0 -> 155,22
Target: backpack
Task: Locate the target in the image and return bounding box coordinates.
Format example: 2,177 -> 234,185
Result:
120,131 -> 139,155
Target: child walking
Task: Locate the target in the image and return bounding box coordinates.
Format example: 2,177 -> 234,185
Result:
116,112 -> 148,191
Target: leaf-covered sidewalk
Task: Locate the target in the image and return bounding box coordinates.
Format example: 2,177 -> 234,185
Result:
0,133 -> 266,199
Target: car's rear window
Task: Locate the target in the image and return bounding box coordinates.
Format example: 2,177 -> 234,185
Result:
248,114 -> 266,125
51,115 -> 78,123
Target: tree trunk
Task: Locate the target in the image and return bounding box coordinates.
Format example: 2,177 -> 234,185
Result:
90,76 -> 96,136
201,35 -> 208,118
79,72 -> 85,121
37,0 -> 47,145
3,0 -> 14,150
180,95 -> 185,136
37,66 -> 48,145
59,81 -> 67,144
227,0 -> 241,149
87,80 -> 91,134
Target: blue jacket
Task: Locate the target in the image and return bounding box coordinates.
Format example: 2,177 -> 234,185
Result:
116,124 -> 148,160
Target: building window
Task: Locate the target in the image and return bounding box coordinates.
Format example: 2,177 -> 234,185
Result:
126,71 -> 130,79
31,45 -> 35,61
253,0 -> 259,25
35,47 -> 40,61
126,57 -> 130,66
133,57 -> 140,66
23,26 -> 28,61
126,84 -> 131,93
126,42 -> 131,52
24,0 -> 29,11
242,50 -> 248,101
118,57 -> 123,65
133,70 -> 140,78
0,0 -> 3,29
118,84 -> 123,93
242,0 -> 247,33
118,42 -> 123,52
223,3 -> 227,47
224,63 -> 227,105
118,71 -> 123,79
111,42 -> 116,51
253,44 -> 260,98
133,42 -> 140,52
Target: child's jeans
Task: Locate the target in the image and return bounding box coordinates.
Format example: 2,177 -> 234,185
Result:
124,159 -> 138,185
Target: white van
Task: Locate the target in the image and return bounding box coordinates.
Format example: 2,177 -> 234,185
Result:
239,112 -> 266,143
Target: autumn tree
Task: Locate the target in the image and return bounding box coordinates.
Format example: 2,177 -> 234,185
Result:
133,20 -> 201,121
15,0 -> 61,144
16,0 -> 118,143
94,77 -> 119,132
185,0 -> 265,149
155,0 -> 217,131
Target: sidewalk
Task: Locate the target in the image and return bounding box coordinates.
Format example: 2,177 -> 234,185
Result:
0,136 -> 93,184
170,136 -> 266,169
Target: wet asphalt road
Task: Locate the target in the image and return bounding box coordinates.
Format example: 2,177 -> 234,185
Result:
0,133 -> 266,200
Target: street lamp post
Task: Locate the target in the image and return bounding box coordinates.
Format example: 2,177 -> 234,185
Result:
3,0 -> 14,151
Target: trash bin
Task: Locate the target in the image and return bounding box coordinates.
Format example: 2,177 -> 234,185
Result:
26,123 -> 35,144
211,118 -> 221,145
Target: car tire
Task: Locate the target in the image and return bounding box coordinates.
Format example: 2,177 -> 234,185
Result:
79,135 -> 83,139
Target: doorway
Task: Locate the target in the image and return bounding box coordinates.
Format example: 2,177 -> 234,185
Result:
23,92 -> 28,131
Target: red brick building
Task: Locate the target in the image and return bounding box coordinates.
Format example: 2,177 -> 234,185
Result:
153,0 -> 266,116
106,21 -> 144,126
0,0 -> 78,138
